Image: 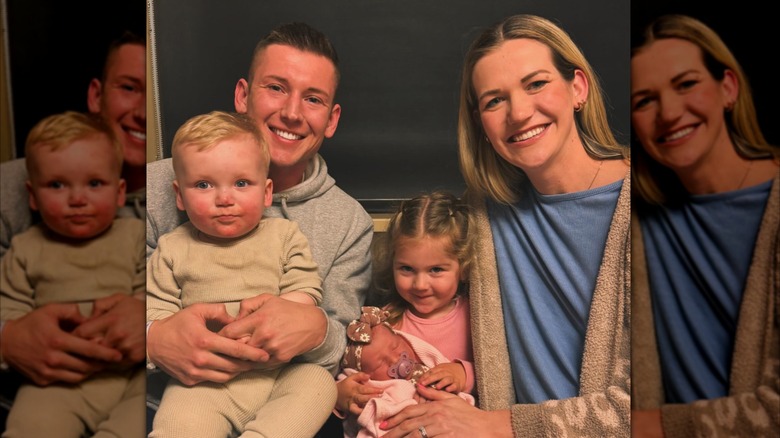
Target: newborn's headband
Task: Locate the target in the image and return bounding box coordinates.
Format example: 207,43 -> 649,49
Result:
341,306 -> 392,371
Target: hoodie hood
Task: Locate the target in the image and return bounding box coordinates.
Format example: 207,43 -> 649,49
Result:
271,154 -> 336,218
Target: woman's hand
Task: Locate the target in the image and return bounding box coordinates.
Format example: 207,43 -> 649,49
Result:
380,384 -> 512,438
336,372 -> 383,415
417,363 -> 466,393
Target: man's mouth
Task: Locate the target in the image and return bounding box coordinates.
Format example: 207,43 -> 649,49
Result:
272,128 -> 303,141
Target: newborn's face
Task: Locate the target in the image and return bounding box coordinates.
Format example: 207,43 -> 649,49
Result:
359,325 -> 415,381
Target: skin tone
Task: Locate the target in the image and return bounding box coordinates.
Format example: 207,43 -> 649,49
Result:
172,135 -> 272,240
1,135 -> 134,385
235,44 -> 341,192
146,44 -> 343,385
26,135 -> 126,240
88,43 -> 147,193
631,38 -> 778,194
360,324 -> 419,382
473,38 -> 627,195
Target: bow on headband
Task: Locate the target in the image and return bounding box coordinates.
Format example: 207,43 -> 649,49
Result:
341,306 -> 430,384
342,306 -> 391,371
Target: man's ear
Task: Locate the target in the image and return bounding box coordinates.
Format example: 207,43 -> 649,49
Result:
324,103 -> 341,139
87,78 -> 103,113
234,79 -> 250,113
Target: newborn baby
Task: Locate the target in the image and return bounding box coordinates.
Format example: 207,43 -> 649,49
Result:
338,306 -> 475,438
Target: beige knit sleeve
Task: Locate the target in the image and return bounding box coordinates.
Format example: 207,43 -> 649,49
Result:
279,221 -> 323,305
0,237 -> 35,321
146,234 -> 184,321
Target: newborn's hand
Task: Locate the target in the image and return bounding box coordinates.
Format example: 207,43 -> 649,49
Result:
417,363 -> 466,393
336,372 -> 383,416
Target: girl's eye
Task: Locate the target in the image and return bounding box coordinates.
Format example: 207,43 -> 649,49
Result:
430,267 -> 444,274
398,265 -> 413,273
195,181 -> 211,189
235,180 -> 249,188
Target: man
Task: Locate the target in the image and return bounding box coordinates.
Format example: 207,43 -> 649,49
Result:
0,31 -> 147,388
145,21 -> 372,394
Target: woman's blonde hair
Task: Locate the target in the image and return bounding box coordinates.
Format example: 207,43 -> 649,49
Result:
632,14 -> 778,205
458,14 -> 628,204
373,191 -> 476,325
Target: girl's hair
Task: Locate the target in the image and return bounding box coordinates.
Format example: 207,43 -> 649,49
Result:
373,191 -> 476,325
632,14 -> 779,205
458,14 -> 629,205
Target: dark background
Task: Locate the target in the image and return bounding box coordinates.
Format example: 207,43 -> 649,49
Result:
151,0 -> 630,210
5,0 -> 145,158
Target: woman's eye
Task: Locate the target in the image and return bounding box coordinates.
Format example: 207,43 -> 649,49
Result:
632,96 -> 652,110
484,97 -> 503,110
677,80 -> 698,91
527,80 -> 548,91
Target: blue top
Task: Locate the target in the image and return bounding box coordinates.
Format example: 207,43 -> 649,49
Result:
640,180 -> 772,403
488,179 -> 623,403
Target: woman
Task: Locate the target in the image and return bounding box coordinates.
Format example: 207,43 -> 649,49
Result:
631,15 -> 779,437
381,14 -> 630,437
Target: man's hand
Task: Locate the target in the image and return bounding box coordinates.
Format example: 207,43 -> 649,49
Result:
1,303 -> 122,385
146,303 -> 271,386
72,293 -> 145,366
218,294 -> 328,368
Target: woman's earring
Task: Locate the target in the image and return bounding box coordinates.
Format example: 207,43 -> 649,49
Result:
574,100 -> 586,113
725,101 -> 735,112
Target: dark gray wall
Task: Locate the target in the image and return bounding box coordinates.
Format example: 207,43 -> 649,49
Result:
151,0 -> 630,210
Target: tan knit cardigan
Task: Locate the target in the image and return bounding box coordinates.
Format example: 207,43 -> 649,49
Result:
632,174 -> 780,437
469,173 -> 632,437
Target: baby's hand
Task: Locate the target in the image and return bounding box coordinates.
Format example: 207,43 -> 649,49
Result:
417,362 -> 466,393
336,372 -> 383,416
